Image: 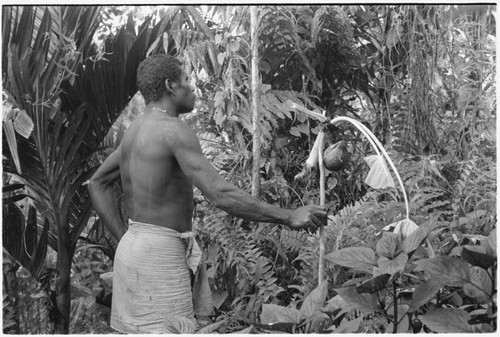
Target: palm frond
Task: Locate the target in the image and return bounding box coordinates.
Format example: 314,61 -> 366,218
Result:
2,201 -> 50,279
4,6 -> 177,266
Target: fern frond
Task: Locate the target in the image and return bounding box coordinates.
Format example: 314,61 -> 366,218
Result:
324,194 -> 371,252
255,257 -> 284,302
197,130 -> 241,179
412,186 -> 447,210
279,228 -> 309,255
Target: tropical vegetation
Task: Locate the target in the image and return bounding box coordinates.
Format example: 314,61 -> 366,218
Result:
2,4 -> 496,333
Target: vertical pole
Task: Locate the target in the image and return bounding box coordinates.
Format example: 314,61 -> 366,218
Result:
250,6 -> 261,198
317,110 -> 328,285
317,125 -> 326,285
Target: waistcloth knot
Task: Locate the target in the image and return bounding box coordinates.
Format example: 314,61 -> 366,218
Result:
180,231 -> 202,274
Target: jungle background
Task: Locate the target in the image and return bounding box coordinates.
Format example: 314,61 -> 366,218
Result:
2,4 -> 496,334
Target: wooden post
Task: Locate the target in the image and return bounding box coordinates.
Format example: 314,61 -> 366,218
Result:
250,6 -> 261,198
317,124 -> 326,285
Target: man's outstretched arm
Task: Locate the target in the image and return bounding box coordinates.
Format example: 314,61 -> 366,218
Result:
88,147 -> 127,242
166,120 -> 327,231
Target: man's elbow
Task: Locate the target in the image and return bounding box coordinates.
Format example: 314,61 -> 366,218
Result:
197,180 -> 235,210
87,179 -> 100,196
206,188 -> 226,209
209,193 -> 223,209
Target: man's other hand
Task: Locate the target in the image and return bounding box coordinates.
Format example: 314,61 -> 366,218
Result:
286,205 -> 327,232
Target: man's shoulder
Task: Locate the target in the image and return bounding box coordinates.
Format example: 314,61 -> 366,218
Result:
158,117 -> 194,138
144,116 -> 197,147
133,115 -> 187,133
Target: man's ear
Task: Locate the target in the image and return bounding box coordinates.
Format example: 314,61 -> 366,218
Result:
165,79 -> 175,95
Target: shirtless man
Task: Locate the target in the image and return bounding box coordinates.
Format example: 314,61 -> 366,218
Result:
88,54 -> 327,333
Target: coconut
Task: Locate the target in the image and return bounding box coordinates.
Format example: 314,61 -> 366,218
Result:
323,141 -> 349,171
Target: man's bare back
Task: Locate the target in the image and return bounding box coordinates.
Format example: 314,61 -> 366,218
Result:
120,111 -> 193,233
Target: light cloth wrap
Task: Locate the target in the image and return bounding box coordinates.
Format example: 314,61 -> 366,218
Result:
110,220 -> 203,334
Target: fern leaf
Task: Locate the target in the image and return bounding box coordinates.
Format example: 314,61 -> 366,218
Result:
280,229 -> 309,255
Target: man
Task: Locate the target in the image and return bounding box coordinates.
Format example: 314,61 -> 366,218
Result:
88,54 -> 327,333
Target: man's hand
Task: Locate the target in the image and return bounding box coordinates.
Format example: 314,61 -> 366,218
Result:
285,205 -> 328,232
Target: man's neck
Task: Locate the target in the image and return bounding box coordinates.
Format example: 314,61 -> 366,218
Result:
147,101 -> 179,118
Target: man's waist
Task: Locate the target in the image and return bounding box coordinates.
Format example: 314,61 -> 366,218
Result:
127,219 -> 201,273
128,217 -> 192,233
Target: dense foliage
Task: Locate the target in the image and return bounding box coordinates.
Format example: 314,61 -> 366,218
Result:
3,4 -> 496,333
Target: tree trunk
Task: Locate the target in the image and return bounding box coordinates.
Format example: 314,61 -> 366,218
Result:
54,228 -> 72,334
250,6 -> 261,198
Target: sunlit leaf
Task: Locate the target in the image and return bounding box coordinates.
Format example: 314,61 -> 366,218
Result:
161,31 -> 169,54
336,287 -> 379,313
300,279 -> 328,318
486,228 -> 496,256
408,279 -> 443,312
211,290 -> 228,310
323,294 -> 350,315
304,131 -> 324,168
414,256 -> 471,286
402,218 -> 436,254
228,39 -> 240,52
99,272 -> 113,288
13,109 -> 34,139
325,247 -> 376,274
163,314 -> 196,334
463,266 -> 493,302
363,155 -> 395,189
377,252 -> 408,275
3,119 -> 21,174
260,303 -> 303,324
420,308 -> 474,333
290,102 -> 328,122
260,83 -> 272,94
382,219 -> 418,239
332,316 -> 362,333
376,232 -> 401,259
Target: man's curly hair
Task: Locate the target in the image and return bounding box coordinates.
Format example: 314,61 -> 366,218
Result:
137,54 -> 183,104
